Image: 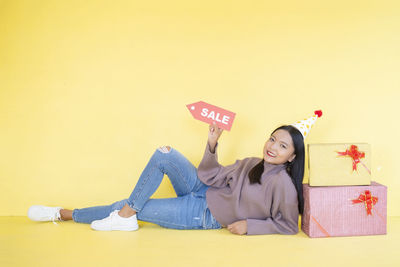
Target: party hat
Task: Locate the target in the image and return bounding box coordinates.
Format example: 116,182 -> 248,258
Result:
291,110 -> 322,138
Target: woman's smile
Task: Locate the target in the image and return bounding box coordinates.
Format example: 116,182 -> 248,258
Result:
265,151 -> 276,158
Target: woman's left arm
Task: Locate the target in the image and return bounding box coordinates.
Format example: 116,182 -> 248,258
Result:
233,178 -> 299,236
226,203 -> 298,235
245,203 -> 299,235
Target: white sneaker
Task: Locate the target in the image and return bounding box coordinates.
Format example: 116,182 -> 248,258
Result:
90,210 -> 139,231
27,205 -> 63,225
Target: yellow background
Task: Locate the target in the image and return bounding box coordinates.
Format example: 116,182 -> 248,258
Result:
1,0 -> 399,216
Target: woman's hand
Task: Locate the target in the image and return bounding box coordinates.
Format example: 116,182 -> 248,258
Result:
227,220 -> 247,235
208,121 -> 223,153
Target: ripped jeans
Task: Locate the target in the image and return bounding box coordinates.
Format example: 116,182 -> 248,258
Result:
72,148 -> 222,230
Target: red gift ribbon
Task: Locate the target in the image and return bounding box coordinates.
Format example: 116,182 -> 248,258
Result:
351,190 -> 378,215
337,145 -> 366,172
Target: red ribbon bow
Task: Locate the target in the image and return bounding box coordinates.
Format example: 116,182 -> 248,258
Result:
351,190 -> 378,215
337,145 -> 365,171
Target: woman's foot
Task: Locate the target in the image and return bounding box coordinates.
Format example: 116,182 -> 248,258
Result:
90,210 -> 139,231
27,205 -> 64,224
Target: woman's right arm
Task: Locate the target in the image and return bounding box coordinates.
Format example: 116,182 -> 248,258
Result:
197,122 -> 239,188
207,121 -> 223,153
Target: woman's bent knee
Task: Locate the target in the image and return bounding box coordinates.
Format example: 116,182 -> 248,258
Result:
157,146 -> 171,153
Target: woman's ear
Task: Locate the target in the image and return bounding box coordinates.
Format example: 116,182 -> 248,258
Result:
288,154 -> 296,163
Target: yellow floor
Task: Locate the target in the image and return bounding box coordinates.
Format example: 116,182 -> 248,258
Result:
1,217 -> 399,267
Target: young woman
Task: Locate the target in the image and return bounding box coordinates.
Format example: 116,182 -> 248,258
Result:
28,111 -> 321,235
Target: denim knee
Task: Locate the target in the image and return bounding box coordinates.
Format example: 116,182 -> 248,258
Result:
155,146 -> 174,159
152,147 -> 175,169
157,146 -> 171,153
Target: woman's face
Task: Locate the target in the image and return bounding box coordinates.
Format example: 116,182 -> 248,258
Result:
263,129 -> 296,165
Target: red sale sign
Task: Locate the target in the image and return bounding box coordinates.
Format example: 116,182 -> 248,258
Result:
186,101 -> 236,131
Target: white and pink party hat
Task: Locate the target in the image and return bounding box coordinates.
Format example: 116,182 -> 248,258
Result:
291,110 -> 323,138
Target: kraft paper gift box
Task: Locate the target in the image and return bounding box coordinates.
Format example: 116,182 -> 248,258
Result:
301,182 -> 387,238
308,143 -> 371,186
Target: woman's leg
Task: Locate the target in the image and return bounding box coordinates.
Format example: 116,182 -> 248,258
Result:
70,146 -> 205,224
136,192 -> 221,230
125,147 -> 205,213
73,192 -> 222,230
72,199 -> 129,224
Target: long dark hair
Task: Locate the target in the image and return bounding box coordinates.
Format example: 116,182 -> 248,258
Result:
248,125 -> 305,214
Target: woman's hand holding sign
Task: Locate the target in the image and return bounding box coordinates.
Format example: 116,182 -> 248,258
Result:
186,101 -> 235,153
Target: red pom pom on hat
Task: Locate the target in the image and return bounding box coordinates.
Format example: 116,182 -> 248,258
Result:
314,110 -> 322,118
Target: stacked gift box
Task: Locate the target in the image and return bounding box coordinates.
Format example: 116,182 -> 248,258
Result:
301,143 -> 387,238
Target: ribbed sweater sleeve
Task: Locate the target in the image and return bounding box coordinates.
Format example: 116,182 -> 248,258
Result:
197,143 -> 240,188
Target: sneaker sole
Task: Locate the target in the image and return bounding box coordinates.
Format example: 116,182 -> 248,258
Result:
90,224 -> 139,231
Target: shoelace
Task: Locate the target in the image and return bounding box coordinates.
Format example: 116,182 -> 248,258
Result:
52,210 -> 62,225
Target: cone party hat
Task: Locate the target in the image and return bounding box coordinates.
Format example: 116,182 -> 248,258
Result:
291,110 -> 322,138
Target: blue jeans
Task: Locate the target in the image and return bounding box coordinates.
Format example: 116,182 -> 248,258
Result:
72,148 -> 221,230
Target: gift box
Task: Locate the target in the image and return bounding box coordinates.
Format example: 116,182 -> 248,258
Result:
308,143 -> 371,186
301,182 -> 387,238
